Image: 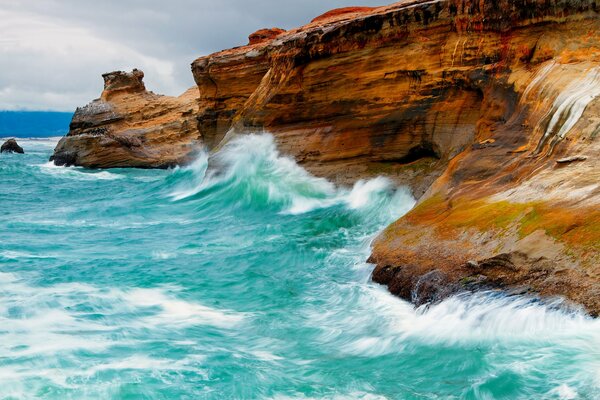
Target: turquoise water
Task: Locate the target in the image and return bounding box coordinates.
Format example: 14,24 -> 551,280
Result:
1,135 -> 599,399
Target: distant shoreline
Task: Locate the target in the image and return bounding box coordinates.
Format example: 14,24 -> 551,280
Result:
0,111 -> 72,138
0,136 -> 62,140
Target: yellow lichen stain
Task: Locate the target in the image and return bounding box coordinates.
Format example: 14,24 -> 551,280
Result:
400,194 -> 600,251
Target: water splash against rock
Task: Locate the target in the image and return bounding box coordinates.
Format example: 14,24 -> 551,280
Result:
171,134 -> 415,218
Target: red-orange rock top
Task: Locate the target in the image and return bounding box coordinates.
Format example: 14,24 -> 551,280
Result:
248,28 -> 286,45
310,6 -> 378,23
191,1 -> 441,62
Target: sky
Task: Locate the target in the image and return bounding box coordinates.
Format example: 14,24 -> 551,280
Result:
0,0 -> 385,111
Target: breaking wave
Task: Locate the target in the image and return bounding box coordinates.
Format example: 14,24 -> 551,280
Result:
170,134 -> 414,218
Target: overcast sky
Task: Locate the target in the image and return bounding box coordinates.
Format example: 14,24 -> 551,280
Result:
0,0 -> 385,111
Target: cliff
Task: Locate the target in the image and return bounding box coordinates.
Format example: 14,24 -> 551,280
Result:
51,0 -> 600,313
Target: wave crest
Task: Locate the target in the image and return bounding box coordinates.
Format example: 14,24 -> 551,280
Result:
170,134 -> 415,218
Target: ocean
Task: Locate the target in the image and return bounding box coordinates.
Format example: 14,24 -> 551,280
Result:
0,135 -> 599,399
0,112 -> 73,138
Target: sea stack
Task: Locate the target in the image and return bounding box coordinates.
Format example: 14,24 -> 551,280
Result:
1,139 -> 24,154
50,69 -> 201,169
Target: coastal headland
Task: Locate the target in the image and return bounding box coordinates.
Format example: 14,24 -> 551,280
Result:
51,0 -> 600,314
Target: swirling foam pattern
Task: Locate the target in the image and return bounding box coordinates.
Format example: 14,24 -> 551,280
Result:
0,136 -> 598,399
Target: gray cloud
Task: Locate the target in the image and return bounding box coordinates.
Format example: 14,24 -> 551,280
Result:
0,0 -> 385,111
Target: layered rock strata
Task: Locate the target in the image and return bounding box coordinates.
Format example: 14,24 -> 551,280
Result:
51,69 -> 201,168
52,0 -> 600,313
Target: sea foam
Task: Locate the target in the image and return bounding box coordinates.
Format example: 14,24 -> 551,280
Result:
38,161 -> 124,180
170,133 -> 415,217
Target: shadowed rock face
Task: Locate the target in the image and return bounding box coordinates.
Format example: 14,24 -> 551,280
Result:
1,139 -> 24,154
52,0 -> 600,313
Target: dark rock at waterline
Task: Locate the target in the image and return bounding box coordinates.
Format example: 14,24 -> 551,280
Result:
1,139 -> 24,154
371,264 -> 463,307
49,150 -> 77,167
370,253 -> 530,308
370,252 -> 598,314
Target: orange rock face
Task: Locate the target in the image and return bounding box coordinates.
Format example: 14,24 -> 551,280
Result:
310,7 -> 377,23
101,69 -> 146,98
52,0 -> 600,312
248,28 -> 286,45
51,70 -> 201,168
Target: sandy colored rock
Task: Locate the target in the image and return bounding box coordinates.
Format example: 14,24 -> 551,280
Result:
51,70 -> 201,168
248,28 -> 286,45
51,0 -> 600,313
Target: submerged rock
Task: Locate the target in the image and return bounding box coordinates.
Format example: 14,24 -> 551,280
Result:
1,139 -> 24,154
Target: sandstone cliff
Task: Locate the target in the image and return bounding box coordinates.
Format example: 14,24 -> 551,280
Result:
51,69 -> 201,168
52,0 -> 600,313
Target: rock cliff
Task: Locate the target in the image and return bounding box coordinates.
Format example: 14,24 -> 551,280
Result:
51,69 -> 201,168
52,0 -> 600,313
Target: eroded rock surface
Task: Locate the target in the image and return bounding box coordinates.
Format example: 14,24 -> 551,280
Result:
51,70 -> 201,168
248,28 -> 286,45
52,0 -> 600,313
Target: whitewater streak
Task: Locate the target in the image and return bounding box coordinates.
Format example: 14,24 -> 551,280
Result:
170,134 -> 412,218
0,135 -> 599,398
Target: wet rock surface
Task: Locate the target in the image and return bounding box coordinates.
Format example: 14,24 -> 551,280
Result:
1,139 -> 24,154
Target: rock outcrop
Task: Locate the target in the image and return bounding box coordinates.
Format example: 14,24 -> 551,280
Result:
248,28 -> 286,45
51,69 -> 201,168
52,0 -> 600,313
1,139 -> 24,154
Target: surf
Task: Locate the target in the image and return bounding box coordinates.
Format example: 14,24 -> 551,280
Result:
0,135 -> 598,399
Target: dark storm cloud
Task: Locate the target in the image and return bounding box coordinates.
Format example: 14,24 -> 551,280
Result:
0,0 -> 385,110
